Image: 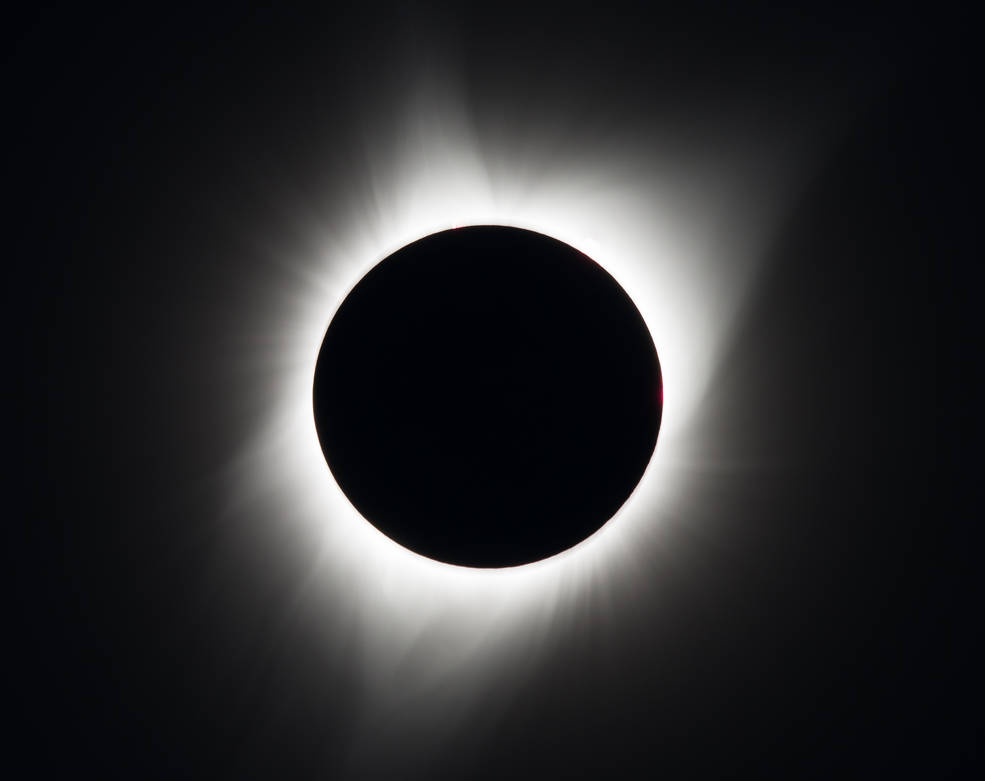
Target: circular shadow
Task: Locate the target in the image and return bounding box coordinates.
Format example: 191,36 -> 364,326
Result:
313,226 -> 662,567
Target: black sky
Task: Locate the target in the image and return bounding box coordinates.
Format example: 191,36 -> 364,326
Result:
12,3 -> 981,778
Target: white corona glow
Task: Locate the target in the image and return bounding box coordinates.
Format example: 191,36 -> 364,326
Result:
224,64 -> 845,745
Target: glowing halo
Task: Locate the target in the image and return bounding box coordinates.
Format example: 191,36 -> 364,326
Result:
222,63 -> 841,748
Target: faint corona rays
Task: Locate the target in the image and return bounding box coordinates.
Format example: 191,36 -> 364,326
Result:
223,59 -> 843,747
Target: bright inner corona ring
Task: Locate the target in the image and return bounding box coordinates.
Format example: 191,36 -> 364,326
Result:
227,71 -> 804,706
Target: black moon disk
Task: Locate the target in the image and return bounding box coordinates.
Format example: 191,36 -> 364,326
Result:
313,226 -> 662,568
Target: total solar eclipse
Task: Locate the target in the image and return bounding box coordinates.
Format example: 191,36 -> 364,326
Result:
313,226 -> 662,568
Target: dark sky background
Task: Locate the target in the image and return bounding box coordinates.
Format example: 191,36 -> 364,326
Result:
12,3 -> 980,778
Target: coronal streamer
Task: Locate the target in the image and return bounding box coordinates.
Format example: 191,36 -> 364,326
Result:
223,53 -> 851,764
